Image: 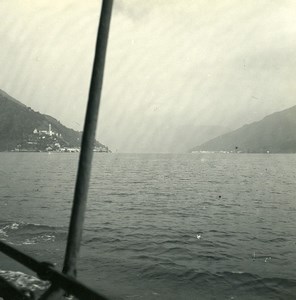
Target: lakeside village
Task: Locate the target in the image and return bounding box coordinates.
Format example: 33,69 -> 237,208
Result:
12,124 -> 110,153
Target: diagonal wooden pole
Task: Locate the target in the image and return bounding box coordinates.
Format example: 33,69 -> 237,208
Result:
63,0 -> 113,277
41,0 -> 113,298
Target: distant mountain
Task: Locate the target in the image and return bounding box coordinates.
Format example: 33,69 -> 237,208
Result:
0,89 -> 109,152
191,105 -> 296,153
168,124 -> 231,153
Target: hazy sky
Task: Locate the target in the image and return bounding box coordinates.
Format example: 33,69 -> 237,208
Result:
1,0 -> 296,152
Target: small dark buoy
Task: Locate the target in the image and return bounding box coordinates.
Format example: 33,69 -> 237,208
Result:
218,195 -> 221,198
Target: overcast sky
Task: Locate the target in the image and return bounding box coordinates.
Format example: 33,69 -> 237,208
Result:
1,0 -> 296,152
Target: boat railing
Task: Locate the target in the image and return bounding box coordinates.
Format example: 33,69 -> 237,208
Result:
0,1 -> 113,299
0,240 -> 108,300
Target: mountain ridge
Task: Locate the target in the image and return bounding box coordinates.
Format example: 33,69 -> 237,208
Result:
191,105 -> 296,153
0,89 -> 109,152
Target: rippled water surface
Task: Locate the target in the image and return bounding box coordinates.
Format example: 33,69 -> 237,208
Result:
1,152 -> 296,299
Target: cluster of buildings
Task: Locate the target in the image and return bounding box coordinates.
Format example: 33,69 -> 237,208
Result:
13,124 -> 109,153
30,124 -> 62,151
13,124 -> 65,152
33,124 -> 61,138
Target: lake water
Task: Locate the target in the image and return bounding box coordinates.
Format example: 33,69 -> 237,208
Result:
0,153 -> 296,299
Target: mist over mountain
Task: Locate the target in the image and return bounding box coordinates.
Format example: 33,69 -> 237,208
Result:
0,89 -> 109,151
160,124 -> 231,153
191,105 -> 296,153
